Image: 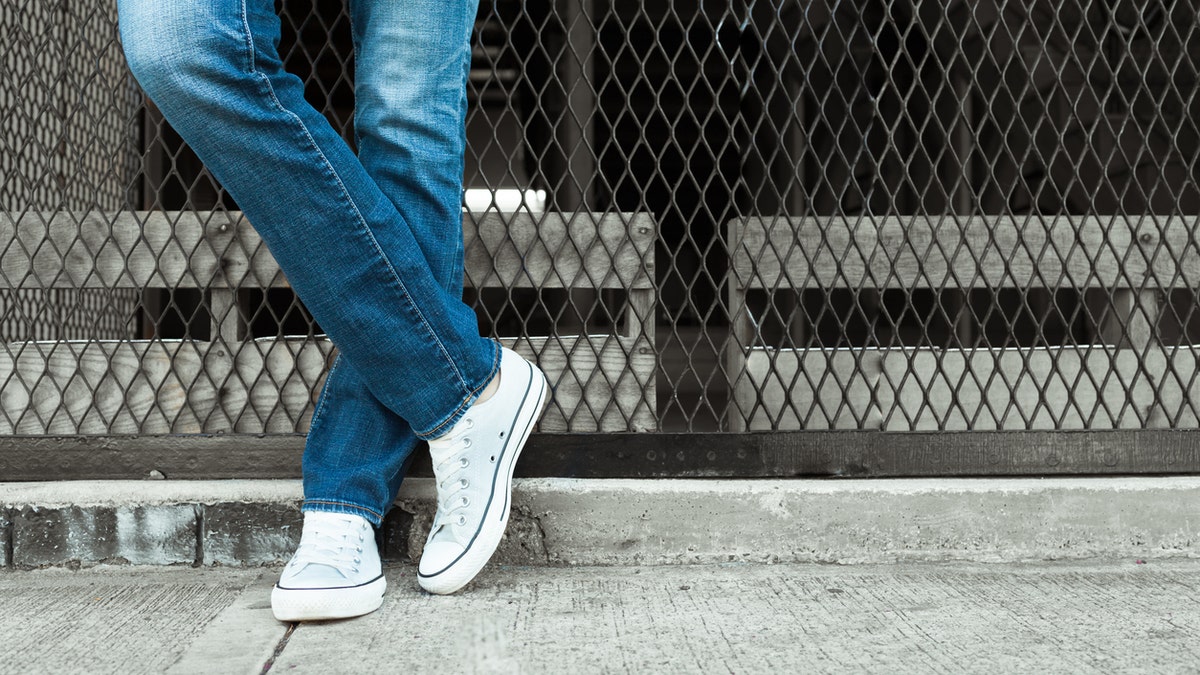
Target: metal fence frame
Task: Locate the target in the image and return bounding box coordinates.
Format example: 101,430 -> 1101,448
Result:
4,0 -> 1200,480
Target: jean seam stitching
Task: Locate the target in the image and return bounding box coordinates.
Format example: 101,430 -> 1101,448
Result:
238,0 -> 255,73
256,81 -> 469,395
418,337 -> 501,439
304,499 -> 383,521
307,351 -> 341,434
236,6 -> 474,404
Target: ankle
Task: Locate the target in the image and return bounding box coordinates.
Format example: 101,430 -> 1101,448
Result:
474,371 -> 501,405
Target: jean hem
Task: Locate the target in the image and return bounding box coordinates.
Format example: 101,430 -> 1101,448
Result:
302,499 -> 385,528
414,337 -> 503,440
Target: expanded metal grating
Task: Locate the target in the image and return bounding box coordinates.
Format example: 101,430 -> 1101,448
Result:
2,1 -> 1200,475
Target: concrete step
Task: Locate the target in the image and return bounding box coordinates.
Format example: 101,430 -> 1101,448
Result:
3,477 -> 1200,568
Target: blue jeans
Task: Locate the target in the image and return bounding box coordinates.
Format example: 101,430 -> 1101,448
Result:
118,0 -> 498,526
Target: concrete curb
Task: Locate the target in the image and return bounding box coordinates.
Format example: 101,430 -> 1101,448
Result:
2,477 -> 1199,568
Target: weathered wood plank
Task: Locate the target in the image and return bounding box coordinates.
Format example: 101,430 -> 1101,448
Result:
223,337 -> 335,434
0,211 -> 242,289
505,334 -> 657,433
878,346 -> 1198,430
730,215 -> 1200,290
730,345 -> 1200,431
0,335 -> 657,434
730,348 -> 883,431
465,212 -> 655,290
0,211 -> 655,290
0,340 -> 216,434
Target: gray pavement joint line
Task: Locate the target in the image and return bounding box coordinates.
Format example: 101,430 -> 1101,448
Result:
261,623 -> 297,675
193,504 -> 204,568
529,510 -> 551,564
166,571 -> 289,675
3,507 -> 11,568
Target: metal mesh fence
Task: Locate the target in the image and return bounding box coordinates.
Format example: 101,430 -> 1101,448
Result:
2,1 -> 1200,470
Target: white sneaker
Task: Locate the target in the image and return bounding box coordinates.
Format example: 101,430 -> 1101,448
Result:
417,347 -> 549,595
271,511 -> 386,621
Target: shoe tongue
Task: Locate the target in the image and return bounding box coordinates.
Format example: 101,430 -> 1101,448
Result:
427,433 -> 459,457
428,418 -> 472,461
295,560 -> 351,581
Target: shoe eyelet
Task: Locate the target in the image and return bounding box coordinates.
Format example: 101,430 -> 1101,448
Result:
357,546 -> 363,553
499,431 -> 505,438
489,455 -> 496,463
460,457 -> 469,467
466,418 -> 475,428
461,496 -> 470,507
460,479 -> 469,489
463,438 -> 472,449
354,557 -> 361,564
458,516 -> 467,526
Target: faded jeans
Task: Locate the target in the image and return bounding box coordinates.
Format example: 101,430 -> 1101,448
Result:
117,0 -> 497,526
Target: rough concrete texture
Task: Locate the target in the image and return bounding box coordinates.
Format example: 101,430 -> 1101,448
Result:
5,477 -> 1200,568
0,566 -> 267,675
10,505 -> 196,568
0,508 -> 9,567
2,561 -> 1200,673
202,501 -> 302,566
0,480 -> 302,507
392,483 -> 549,565
494,477 -> 1200,564
167,571 -> 288,675
281,560 -> 1200,673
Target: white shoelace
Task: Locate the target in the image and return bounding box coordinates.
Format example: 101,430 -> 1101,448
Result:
429,417 -> 477,536
290,517 -> 368,577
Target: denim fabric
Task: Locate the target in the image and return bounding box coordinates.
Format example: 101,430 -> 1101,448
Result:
118,0 -> 495,526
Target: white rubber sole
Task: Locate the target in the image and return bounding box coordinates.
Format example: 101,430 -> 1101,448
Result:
270,575 -> 387,622
417,365 -> 549,595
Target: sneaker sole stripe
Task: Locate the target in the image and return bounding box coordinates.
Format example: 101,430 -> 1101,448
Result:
501,369 -> 547,519
275,572 -> 386,592
419,357 -> 534,578
418,357 -> 547,586
270,576 -> 387,622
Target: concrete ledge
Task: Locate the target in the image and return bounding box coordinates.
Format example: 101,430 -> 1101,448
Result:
2,478 -> 1200,567
0,508 -> 9,567
10,505 -> 196,567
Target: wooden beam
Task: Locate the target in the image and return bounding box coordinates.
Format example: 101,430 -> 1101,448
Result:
0,211 -> 655,290
730,215 -> 1199,290
878,346 -> 1187,430
12,429 -> 1200,480
464,211 -> 654,289
730,345 -> 1200,431
0,211 -> 244,289
0,339 -> 215,435
730,348 -> 884,431
0,335 -> 657,435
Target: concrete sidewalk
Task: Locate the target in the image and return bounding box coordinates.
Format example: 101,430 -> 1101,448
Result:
3,560 -> 1199,674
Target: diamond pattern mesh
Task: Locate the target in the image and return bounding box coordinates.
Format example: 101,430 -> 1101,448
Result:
0,0 -> 1198,444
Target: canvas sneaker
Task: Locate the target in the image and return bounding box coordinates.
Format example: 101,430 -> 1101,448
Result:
271,511 -> 386,621
417,346 -> 548,594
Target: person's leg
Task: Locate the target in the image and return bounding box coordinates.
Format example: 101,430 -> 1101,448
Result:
117,0 -> 499,446
298,0 -> 482,533
340,0 -> 547,597
117,0 -> 547,612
